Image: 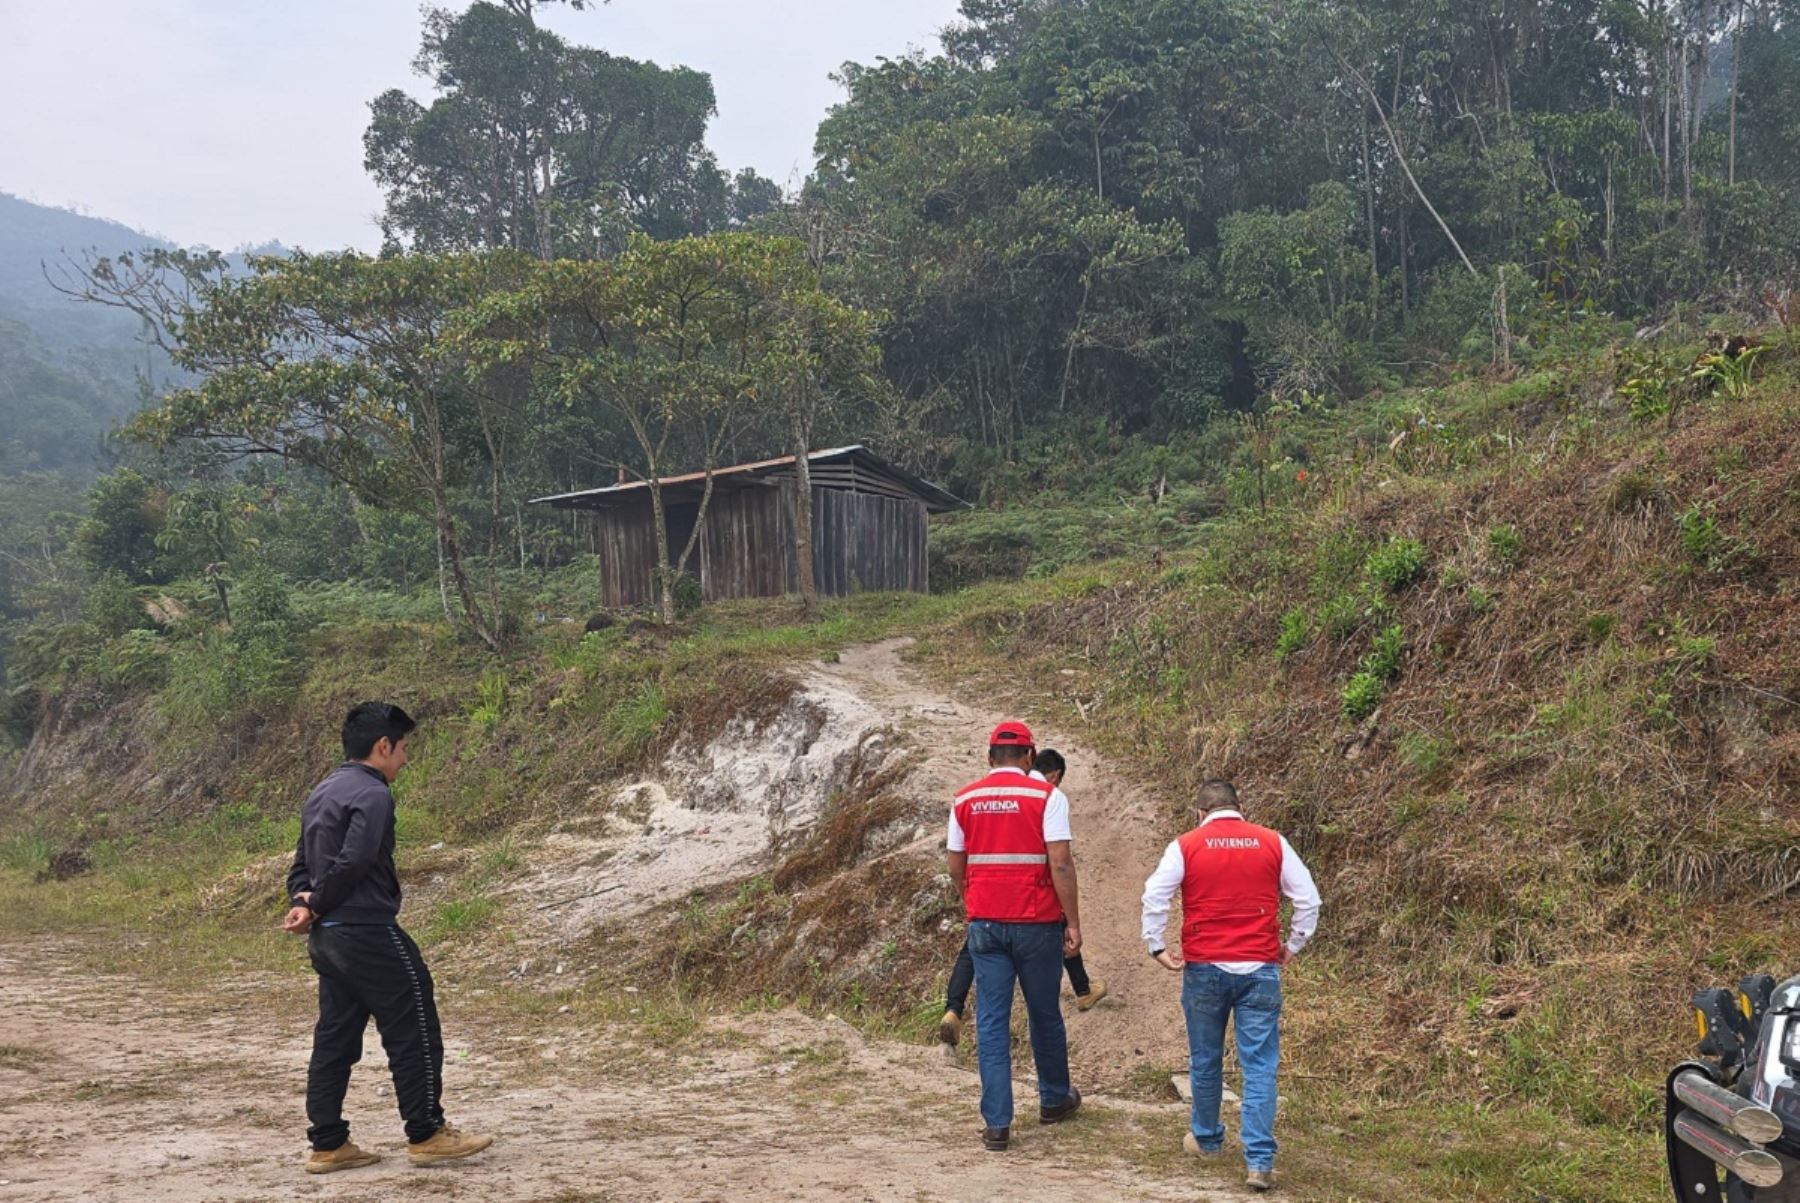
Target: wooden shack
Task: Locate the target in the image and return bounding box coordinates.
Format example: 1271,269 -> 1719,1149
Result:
530,446 -> 967,608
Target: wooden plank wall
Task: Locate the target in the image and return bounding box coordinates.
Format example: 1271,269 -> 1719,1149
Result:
811,488 -> 927,595
698,482 -> 799,602
593,505 -> 657,608
591,482 -> 930,608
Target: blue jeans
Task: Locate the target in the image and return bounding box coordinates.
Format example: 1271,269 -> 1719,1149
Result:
967,919 -> 1072,1129
1182,963 -> 1282,1171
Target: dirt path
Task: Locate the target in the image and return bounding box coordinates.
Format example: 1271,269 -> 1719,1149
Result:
0,640 -> 1265,1202
0,939 -> 1248,1203
813,637 -> 1193,1084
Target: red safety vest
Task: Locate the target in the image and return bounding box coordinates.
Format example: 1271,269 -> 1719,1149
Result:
954,770 -> 1063,924
1177,816 -> 1284,963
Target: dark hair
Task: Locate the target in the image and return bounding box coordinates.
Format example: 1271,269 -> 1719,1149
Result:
1033,748 -> 1066,777
342,701 -> 417,760
988,744 -> 1034,768
1197,779 -> 1239,812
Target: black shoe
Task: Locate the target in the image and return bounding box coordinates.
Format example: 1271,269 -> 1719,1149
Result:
982,1125 -> 1010,1151
1040,1085 -> 1082,1124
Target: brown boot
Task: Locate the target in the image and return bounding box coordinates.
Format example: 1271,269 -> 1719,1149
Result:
407,1124 -> 494,1166
1074,979 -> 1109,1011
938,1010 -> 963,1048
304,1141 -> 381,1174
1039,1085 -> 1082,1124
1246,1169 -> 1274,1192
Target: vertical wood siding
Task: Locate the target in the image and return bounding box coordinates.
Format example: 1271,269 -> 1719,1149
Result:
591,484 -> 930,608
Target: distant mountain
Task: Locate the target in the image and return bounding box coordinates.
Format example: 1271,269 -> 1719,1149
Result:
0,194 -> 187,475
0,193 -> 175,348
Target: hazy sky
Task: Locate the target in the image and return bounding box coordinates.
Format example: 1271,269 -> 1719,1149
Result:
0,0 -> 964,252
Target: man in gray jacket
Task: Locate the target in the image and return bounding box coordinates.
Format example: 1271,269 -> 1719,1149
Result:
283,701 -> 492,1174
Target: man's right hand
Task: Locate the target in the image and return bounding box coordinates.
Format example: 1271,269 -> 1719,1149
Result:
281,905 -> 313,934
1063,924 -> 1082,956
1154,949 -> 1183,972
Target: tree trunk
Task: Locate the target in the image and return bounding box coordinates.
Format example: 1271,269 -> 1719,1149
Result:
670,465 -> 718,596
1350,61 -> 1479,277
1729,0 -> 1742,184
648,478 -> 674,624
479,408 -> 504,633
435,526 -> 454,625
424,407 -> 499,648
1603,156 -> 1616,265
1093,127 -> 1104,201
792,414 -> 818,615
1663,40 -> 1673,209
435,488 -> 499,649
1360,104 -> 1380,328
1493,267 -> 1512,374
1058,273 -> 1092,413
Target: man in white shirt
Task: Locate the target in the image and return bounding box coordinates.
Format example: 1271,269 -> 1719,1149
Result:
1140,779 -> 1320,1193
938,748 -> 1106,1051
947,721 -> 1083,1151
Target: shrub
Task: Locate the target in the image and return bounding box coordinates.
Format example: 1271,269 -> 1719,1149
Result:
1397,731 -> 1453,776
1468,585 -> 1496,615
1342,624 -> 1405,721
84,572 -> 151,638
672,571 -> 703,616
1603,470 -> 1667,515
1691,344 -> 1767,400
1365,537 -> 1427,592
1487,524 -> 1525,570
469,672 -> 506,731
1274,607 -> 1312,660
1364,624 -> 1406,681
604,680 -> 668,758
98,629 -> 170,691
1677,503 -> 1757,573
234,565 -> 296,631
161,630 -> 296,738
1320,592 -> 1364,641
1342,670 -> 1386,721
1584,612 -> 1618,643
76,468 -> 164,582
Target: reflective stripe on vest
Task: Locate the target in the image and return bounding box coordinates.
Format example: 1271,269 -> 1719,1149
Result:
955,770 -> 1063,924
1177,817 -> 1284,963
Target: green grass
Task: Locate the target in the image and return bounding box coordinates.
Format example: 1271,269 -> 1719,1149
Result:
424,895 -> 498,942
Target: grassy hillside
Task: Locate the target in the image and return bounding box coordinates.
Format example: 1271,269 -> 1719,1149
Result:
3,321 -> 1797,1199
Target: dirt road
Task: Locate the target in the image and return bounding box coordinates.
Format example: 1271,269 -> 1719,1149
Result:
0,940 -> 1248,1202
0,640 -> 1267,1201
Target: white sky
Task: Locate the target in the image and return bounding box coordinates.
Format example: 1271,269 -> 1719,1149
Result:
0,0 -> 964,252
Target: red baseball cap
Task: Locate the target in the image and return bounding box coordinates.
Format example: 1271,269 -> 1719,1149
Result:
989,720 -> 1034,751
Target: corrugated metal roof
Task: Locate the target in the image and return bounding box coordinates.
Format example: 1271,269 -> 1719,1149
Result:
529,445 -> 968,512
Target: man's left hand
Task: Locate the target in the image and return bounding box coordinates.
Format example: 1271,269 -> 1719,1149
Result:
1154,949 -> 1183,972
281,906 -> 313,934
1063,924 -> 1082,956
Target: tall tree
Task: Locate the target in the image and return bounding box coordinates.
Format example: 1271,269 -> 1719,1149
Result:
365,1 -> 777,259
66,249 -> 535,648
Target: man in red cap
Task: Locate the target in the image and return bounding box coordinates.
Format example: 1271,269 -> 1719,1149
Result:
947,719 -> 1083,1151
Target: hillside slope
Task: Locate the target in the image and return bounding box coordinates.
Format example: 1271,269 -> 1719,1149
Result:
4,333 -> 1799,1200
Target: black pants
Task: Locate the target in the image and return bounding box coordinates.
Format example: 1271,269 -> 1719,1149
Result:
946,931 -> 1091,1016
305,923 -> 445,1149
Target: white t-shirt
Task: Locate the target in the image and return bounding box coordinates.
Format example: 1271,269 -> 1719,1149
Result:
946,765 -> 1071,851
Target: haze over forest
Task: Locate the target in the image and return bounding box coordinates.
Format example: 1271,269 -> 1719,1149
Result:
3,5 -> 1800,1199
